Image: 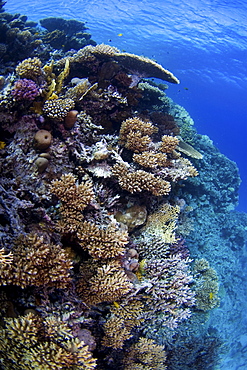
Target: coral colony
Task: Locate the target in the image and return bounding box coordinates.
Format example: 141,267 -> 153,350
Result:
0,2 -> 246,370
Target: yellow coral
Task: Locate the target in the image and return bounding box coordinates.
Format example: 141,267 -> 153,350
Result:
123,337 -> 167,370
16,57 -> 42,80
0,313 -> 97,370
77,260 -> 133,305
77,220 -> 128,259
112,162 -> 171,196
0,234 -> 73,289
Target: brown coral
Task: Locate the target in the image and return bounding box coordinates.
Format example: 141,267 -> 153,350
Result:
77,260 -> 133,305
50,173 -> 95,232
102,299 -> 144,349
0,233 -> 73,289
0,312 -> 97,370
133,151 -> 168,169
43,98 -> 75,120
16,57 -> 43,80
76,220 -> 128,259
123,337 -> 167,370
119,116 -> 157,153
159,135 -> 179,153
112,162 -> 171,196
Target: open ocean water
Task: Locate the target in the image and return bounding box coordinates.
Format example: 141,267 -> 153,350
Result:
1,0 -> 247,369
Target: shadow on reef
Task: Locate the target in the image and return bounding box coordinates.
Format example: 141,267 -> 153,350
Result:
0,1 -> 247,369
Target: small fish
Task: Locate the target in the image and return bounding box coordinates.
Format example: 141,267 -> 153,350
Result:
209,292 -> 214,300
117,33 -> 123,37
184,87 -> 189,90
113,301 -> 120,308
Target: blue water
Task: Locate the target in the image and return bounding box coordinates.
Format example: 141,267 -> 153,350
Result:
3,1 -> 247,369
6,0 -> 247,212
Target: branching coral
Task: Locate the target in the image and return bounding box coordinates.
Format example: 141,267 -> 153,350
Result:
159,134 -> 179,153
0,312 -> 97,370
50,173 -> 95,232
102,299 -> 144,349
144,255 -> 196,329
77,220 -> 129,259
77,260 -> 133,305
119,116 -> 157,152
123,337 -> 167,370
15,57 -> 43,80
12,78 -> 40,101
112,162 -> 171,196
0,247 -> 13,265
0,233 -> 73,289
133,151 -> 168,169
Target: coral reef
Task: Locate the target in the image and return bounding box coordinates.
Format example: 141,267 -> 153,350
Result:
0,8 -> 245,370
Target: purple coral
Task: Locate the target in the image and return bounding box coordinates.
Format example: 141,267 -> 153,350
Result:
12,78 -> 40,101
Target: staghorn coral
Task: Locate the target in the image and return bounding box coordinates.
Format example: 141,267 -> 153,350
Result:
102,299 -> 144,349
15,57 -> 43,80
123,337 -> 167,370
0,233 -> 73,289
77,260 -> 133,305
0,312 -> 97,370
77,220 -> 128,259
11,78 -> 40,101
112,162 -> 171,196
119,116 -> 157,153
193,258 -> 220,311
43,97 -> 75,120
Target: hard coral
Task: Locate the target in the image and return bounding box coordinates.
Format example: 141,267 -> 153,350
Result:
43,98 -> 75,120
0,312 -> 97,370
50,173 -> 95,232
0,233 -> 73,289
112,162 -> 171,196
77,220 -> 129,259
77,260 -> 133,305
123,337 -> 167,370
12,78 -> 40,101
16,57 -> 43,80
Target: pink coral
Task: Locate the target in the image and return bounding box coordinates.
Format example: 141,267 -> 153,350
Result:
12,78 -> 40,101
